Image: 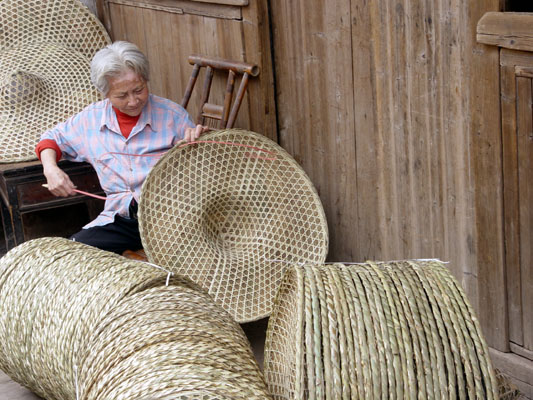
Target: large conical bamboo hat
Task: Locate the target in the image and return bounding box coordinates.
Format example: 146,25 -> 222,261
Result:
0,0 -> 111,162
139,129 -> 329,323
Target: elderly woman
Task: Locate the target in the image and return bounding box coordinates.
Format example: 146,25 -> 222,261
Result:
35,41 -> 207,254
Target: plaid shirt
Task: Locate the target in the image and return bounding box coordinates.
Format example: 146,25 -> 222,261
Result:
40,94 -> 194,228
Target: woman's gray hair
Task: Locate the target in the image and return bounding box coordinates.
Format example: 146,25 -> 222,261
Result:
90,41 -> 150,95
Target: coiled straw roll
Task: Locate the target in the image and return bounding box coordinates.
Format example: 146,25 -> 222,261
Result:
0,237 -> 270,400
79,284 -> 270,400
264,260 -> 499,399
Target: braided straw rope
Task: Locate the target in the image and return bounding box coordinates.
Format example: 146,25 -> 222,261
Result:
264,261 -> 499,400
139,129 -> 329,323
0,237 -> 271,400
0,0 -> 110,162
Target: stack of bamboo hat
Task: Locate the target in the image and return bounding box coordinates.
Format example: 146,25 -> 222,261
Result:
264,260 -> 499,399
0,0 -> 111,162
139,129 -> 329,323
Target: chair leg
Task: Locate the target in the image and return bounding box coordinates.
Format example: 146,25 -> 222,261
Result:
180,64 -> 200,109
227,72 -> 250,128
199,66 -> 214,126
221,70 -> 236,128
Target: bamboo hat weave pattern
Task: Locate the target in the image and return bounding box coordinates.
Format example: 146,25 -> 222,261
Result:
264,261 -> 499,399
0,0 -> 111,162
139,129 -> 329,323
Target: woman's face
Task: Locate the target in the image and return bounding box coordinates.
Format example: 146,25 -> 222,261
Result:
106,69 -> 149,116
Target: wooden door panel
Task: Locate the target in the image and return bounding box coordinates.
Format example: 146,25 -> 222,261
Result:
501,49 -> 533,353
516,76 -> 533,351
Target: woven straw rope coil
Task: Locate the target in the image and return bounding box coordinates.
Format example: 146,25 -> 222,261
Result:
139,129 -> 329,323
79,285 -> 271,400
0,237 -> 270,400
0,0 -> 110,162
263,261 -> 499,400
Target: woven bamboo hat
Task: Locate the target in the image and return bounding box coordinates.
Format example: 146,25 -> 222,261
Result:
139,129 -> 329,323
0,0 -> 111,162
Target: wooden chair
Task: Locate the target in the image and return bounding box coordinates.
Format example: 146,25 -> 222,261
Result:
122,55 -> 259,261
180,55 -> 260,129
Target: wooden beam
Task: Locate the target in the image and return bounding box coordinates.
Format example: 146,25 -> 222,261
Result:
489,348 -> 533,398
188,0 -> 248,6
105,0 -> 242,20
477,12 -> 533,51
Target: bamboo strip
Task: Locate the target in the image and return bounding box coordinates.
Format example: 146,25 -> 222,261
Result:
0,0 -> 110,162
139,129 -> 329,323
263,265 -> 304,399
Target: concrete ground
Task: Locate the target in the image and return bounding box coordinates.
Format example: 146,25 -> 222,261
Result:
0,372 -> 40,400
0,318 -> 268,399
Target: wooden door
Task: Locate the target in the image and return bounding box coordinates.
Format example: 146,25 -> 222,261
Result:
500,48 -> 533,360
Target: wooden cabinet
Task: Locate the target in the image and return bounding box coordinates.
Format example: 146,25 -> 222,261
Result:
0,161 -> 104,250
99,0 -> 277,140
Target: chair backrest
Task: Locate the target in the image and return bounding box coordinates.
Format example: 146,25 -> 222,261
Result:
180,55 -> 259,129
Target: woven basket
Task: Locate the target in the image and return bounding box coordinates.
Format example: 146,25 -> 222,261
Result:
139,129 -> 329,323
0,237 -> 271,400
0,0 -> 111,162
263,261 -> 499,399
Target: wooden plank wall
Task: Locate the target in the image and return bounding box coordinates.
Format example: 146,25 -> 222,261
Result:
269,0 -> 505,347
98,0 -> 509,349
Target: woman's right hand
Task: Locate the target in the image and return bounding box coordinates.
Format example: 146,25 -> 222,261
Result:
44,166 -> 77,197
40,148 -> 77,197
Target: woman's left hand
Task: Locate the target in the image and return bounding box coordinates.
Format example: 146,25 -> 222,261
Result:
184,124 -> 209,142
